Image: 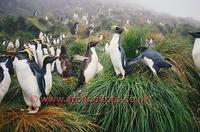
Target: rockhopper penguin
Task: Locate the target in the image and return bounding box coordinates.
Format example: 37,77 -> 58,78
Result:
13,48 -> 46,114
109,26 -> 128,79
128,47 -> 172,75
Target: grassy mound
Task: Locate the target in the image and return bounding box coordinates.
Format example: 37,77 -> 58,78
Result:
70,75 -> 198,132
121,26 -> 147,58
0,106 -> 100,132
27,17 -> 50,32
69,28 -> 199,132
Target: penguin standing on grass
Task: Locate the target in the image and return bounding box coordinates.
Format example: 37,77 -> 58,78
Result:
79,40 -> 100,85
13,49 -> 46,114
0,57 -> 14,103
189,32 -> 200,74
109,26 -> 128,79
71,40 -> 100,96
42,55 -> 58,95
128,47 -> 172,75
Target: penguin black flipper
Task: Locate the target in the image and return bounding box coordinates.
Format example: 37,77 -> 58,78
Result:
78,59 -> 89,87
118,44 -> 127,68
0,56 -> 14,75
127,55 -> 142,67
28,60 -> 47,97
0,66 -> 4,82
5,57 -> 14,75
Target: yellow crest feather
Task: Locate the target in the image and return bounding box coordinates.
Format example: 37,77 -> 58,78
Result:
23,48 -> 33,60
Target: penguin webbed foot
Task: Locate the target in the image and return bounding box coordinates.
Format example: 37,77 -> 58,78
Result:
20,106 -> 32,111
28,107 -> 39,114
117,74 -> 125,80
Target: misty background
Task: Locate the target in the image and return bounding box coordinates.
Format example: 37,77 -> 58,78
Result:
0,0 -> 200,34
0,0 -> 199,21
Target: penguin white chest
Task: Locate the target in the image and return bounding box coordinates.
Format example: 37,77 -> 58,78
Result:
15,60 -> 41,106
142,57 -> 156,74
84,49 -> 98,83
44,65 -> 53,95
0,65 -> 11,102
36,46 -> 44,67
49,47 -> 55,56
192,39 -> 200,70
105,43 -> 110,55
56,59 -> 63,75
109,34 -> 124,74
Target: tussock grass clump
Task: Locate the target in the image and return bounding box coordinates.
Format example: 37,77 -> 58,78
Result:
0,106 -> 100,132
152,36 -> 200,94
70,76 -> 198,132
69,32 -> 199,132
27,17 -> 50,32
68,39 -> 86,56
121,27 -> 147,58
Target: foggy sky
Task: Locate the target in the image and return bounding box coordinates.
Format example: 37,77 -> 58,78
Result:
133,0 -> 200,21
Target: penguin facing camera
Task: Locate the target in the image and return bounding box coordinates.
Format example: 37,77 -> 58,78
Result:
13,49 -> 46,114
127,47 -> 172,75
109,26 -> 128,79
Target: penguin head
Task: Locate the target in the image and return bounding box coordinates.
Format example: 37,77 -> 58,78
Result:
136,47 -> 148,54
43,55 -> 59,67
189,32 -> 200,38
15,48 -> 34,61
88,40 -> 99,48
115,26 -> 124,34
112,26 -> 128,34
74,22 -> 79,26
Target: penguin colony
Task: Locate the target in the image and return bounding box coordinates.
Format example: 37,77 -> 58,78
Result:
0,22 -> 199,113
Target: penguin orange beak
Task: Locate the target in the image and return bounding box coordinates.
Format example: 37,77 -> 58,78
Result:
95,39 -> 100,45
123,27 -> 128,32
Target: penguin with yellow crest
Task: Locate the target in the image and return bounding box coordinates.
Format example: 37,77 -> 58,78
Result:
109,26 -> 128,79
13,48 -> 46,114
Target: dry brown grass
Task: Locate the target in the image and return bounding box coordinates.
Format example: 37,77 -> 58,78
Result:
0,106 -> 100,132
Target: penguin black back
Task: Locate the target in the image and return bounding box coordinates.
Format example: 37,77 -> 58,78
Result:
5,56 -> 14,75
0,66 -> 4,82
0,56 -> 14,75
42,56 -> 58,74
138,47 -> 172,72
